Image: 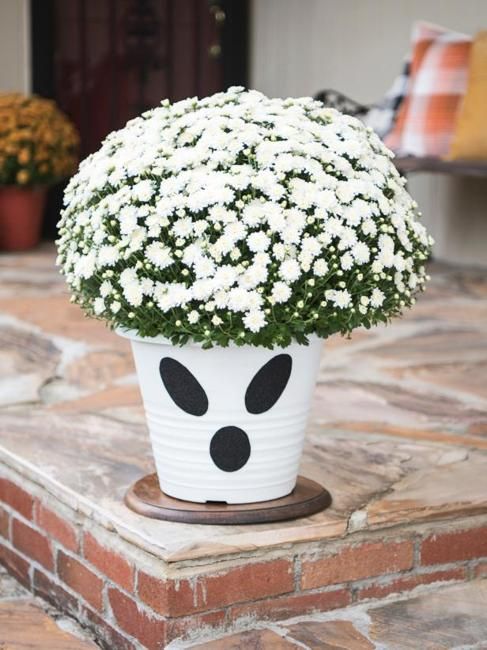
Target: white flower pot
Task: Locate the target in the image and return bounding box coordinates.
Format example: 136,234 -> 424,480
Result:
119,330 -> 323,504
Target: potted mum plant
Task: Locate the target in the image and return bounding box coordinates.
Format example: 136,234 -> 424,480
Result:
0,93 -> 79,251
57,88 -> 432,505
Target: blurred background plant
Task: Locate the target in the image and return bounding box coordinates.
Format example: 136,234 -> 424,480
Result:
0,93 -> 79,187
0,93 -> 79,251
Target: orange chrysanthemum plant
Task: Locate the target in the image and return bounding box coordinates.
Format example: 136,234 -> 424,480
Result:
0,93 -> 79,187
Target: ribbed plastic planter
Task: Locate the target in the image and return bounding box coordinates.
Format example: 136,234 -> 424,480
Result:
119,331 -> 322,504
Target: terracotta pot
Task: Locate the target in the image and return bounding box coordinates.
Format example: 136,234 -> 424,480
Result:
0,187 -> 47,251
118,329 -> 323,504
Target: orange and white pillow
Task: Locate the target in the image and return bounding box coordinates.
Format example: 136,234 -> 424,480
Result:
385,22 -> 471,157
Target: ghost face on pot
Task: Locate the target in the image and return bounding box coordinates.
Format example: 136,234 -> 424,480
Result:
131,338 -> 322,504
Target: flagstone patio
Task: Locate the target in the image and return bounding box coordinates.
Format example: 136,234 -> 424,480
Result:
0,245 -> 486,649
0,564 -> 97,648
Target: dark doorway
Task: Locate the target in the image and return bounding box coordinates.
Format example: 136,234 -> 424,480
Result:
30,0 -> 249,238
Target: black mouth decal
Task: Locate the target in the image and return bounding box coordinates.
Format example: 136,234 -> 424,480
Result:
159,357 -> 208,416
210,426 -> 251,472
160,354 -> 293,473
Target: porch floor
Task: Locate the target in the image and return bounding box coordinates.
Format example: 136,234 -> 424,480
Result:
189,578 -> 487,649
0,246 -> 486,648
0,564 -> 97,648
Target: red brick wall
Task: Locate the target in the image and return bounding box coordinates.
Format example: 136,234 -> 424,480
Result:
1,476 -> 487,650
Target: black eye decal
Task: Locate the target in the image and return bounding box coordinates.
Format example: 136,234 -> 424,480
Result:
245,354 -> 292,414
159,358 -> 208,416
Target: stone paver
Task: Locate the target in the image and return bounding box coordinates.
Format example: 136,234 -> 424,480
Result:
284,620 -> 374,649
185,578 -> 487,649
0,565 -> 98,649
369,579 -> 487,649
0,600 -> 98,649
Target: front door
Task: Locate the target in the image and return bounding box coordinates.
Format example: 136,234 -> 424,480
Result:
31,0 -> 249,234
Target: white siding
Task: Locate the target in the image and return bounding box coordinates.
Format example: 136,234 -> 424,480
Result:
0,0 -> 30,93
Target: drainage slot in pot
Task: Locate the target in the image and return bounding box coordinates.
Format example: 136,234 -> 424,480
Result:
206,500 -> 227,505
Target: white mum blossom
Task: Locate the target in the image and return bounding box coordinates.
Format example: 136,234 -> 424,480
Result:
100,280 -> 113,297
172,217 -> 193,239
340,252 -> 354,271
146,242 -> 173,270
247,231 -> 270,253
243,309 -> 266,333
313,259 -> 329,277
119,206 -> 138,234
361,219 -> 377,236
75,252 -> 97,279
187,310 -> 199,324
93,297 -> 105,315
370,288 -> 385,307
123,282 -> 144,307
352,242 -> 370,264
132,179 -> 155,202
332,289 -> 352,309
120,267 -> 138,287
194,256 -> 216,278
271,282 -> 292,304
228,287 -> 252,312
280,259 -> 301,282
242,202 -> 264,227
213,265 -> 238,289
98,245 -> 119,267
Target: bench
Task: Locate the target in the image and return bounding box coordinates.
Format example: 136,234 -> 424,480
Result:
314,89 -> 487,178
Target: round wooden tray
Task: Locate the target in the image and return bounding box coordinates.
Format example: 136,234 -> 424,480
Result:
125,474 -> 331,525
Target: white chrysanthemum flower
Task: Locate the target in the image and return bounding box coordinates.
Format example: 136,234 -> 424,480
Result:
132,179 -> 155,202
242,202 -> 263,227
119,206 -> 138,235
332,289 -> 352,309
301,236 -> 321,257
272,243 -> 286,260
187,310 -> 199,324
100,280 -> 113,297
98,245 -> 119,267
146,242 -> 173,270
370,288 -> 385,307
352,242 -> 370,264
313,259 -> 329,277
247,231 -> 270,253
243,309 -> 266,333
271,282 -> 292,304
93,297 -> 105,315
228,287 -> 252,312
213,265 -> 237,289
280,259 -> 301,282
361,219 -> 377,236
340,252 -> 354,271
172,217 -> 193,239
75,252 -> 97,279
123,282 -> 144,307
120,267 -> 138,287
